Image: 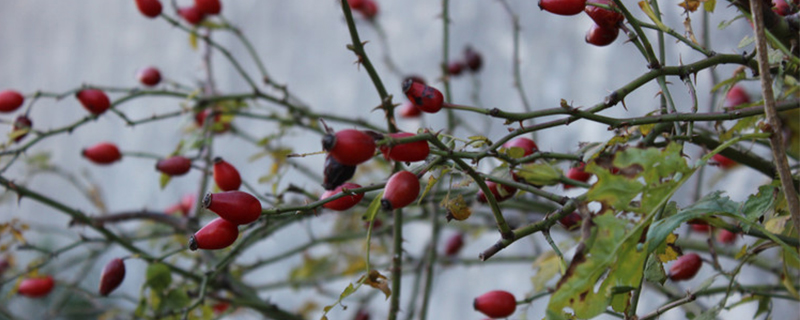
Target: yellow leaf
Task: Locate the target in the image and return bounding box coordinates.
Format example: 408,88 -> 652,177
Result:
639,1 -> 669,31
531,252 -> 562,292
361,270 -> 391,299
189,33 -> 198,50
678,0 -> 701,12
656,233 -> 680,262
703,0 -> 716,12
442,194 -> 472,221
764,215 -> 789,234
734,244 -> 748,260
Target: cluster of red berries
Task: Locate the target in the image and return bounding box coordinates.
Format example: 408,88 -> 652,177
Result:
447,46 -> 483,76
476,137 -> 539,204
0,90 -> 33,143
135,0 -> 222,25
347,0 -> 379,20
689,221 -> 738,245
13,259 -> 126,300
319,127 -> 429,211
188,158 -> 250,250
539,0 -> 625,46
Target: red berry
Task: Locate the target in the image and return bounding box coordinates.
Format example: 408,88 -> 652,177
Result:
99,258 -> 126,296
688,219 -> 711,232
156,156 -> 192,176
668,253 -> 702,281
379,132 -> 430,162
356,0 -> 379,19
0,90 -> 24,113
12,115 -> 32,143
178,6 -> 205,25
83,142 -> 122,165
320,182 -> 365,211
564,162 -> 591,189
212,301 -> 230,314
135,0 -> 163,18
348,0 -> 366,9
476,180 -> 517,203
473,290 -> 516,318
447,61 -> 464,76
772,0 -> 796,16
195,0 -> 221,15
539,0 -> 587,15
444,233 -> 465,257
354,309 -> 370,320
585,23 -> 619,46
165,193 -> 195,216
381,170 -> 420,210
585,0 -> 624,29
398,102 -> 422,118
18,276 -> 55,298
712,154 -> 737,170
76,89 -> 111,115
558,212 -> 582,230
502,137 -> 539,159
189,217 -> 239,250
137,67 -> 162,86
203,191 -> 262,225
463,46 -> 483,72
716,229 -> 737,245
723,85 -> 750,109
322,155 -> 357,190
213,157 -> 242,191
402,79 -> 444,113
322,129 -> 376,166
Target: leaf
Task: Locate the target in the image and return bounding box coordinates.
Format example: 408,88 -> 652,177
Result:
703,0 -> 716,12
159,173 -> 172,190
505,146 -> 526,159
161,289 -> 190,311
531,252 -> 562,293
638,1 -> 669,31
740,185 -> 778,231
517,163 -> 563,186
441,194 -> 472,221
678,0 -> 701,12
547,212 -> 648,319
145,263 -> 172,291
644,254 -> 667,285
655,232 -> 680,263
289,255 -> 332,283
189,33 -> 198,50
365,270 -> 392,299
585,163 -> 643,212
363,190 -> 384,222
419,168 -> 448,205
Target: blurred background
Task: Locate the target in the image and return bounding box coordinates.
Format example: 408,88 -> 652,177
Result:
0,0 -> 789,319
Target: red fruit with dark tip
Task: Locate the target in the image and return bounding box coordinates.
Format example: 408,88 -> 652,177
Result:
203,191 -> 262,225
772,0 -> 796,16
178,6 -> 205,25
0,90 -> 24,113
539,0 -> 587,15
137,67 -> 162,86
712,154 -> 737,169
381,171 -> 420,210
76,89 -> 111,115
564,162 -> 591,189
213,157 -> 242,191
559,212 -> 582,230
189,218 -> 238,250
668,253 -> 702,281
195,0 -> 221,15
444,233 -> 465,256
463,46 -> 483,72
320,182 -> 364,211
156,156 -> 192,176
379,132 -> 430,162
723,85 -> 750,109
135,0 -> 163,18
99,258 -> 126,296
477,180 -> 517,203
585,23 -> 619,46
83,142 -> 122,165
399,102 -> 422,118
322,129 -> 376,166
503,137 -> 539,159
402,79 -> 444,113
12,115 -> 32,143
473,290 -> 517,318
585,0 -> 624,29
448,61 -> 464,76
716,229 -> 737,245
18,276 -> 55,298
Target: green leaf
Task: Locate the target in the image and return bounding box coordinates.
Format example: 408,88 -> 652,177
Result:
161,289 -> 190,311
740,185 -> 778,232
145,263 -> 172,291
531,252 -> 562,293
363,190 -> 384,222
159,173 -> 172,189
585,163 -> 643,211
644,254 -> 667,285
646,192 -> 737,256
517,163 -> 563,186
703,0 -> 716,12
